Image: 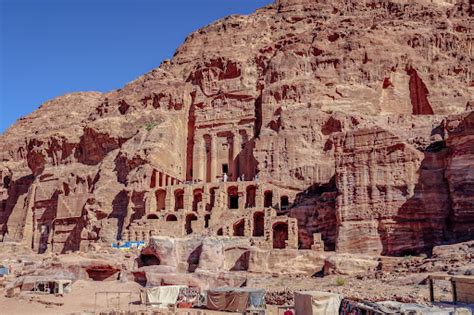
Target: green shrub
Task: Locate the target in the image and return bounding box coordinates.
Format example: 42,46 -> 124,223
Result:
335,277 -> 345,286
144,121 -> 158,131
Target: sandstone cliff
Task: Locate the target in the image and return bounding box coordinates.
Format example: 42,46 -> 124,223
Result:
0,0 -> 472,256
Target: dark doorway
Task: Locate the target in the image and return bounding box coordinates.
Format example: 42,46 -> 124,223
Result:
228,186 -> 239,209
230,251 -> 250,271
175,190 -> 184,211
264,191 -> 273,208
246,186 -> 256,208
155,189 -> 166,211
222,164 -> 229,174
273,222 -> 288,249
229,196 -> 239,209
253,212 -> 264,237
233,219 -> 245,237
138,254 -> 160,267
185,214 -> 198,235
208,187 -> 217,211
280,196 -> 289,210
166,214 -> 177,221
193,189 -> 203,212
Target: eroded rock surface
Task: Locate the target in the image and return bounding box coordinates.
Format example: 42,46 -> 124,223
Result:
0,0 -> 472,257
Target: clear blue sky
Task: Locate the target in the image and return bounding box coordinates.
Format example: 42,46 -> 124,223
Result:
0,0 -> 271,133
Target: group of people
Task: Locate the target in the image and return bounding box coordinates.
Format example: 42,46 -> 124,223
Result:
222,173 -> 259,182
183,173 -> 260,184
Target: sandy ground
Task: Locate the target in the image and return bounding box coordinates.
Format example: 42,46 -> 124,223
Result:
0,280 -> 144,315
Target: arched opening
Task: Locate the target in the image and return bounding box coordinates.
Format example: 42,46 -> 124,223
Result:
155,189 -> 166,211
233,219 -> 245,237
228,186 -> 239,209
138,253 -> 160,267
187,244 -> 203,273
204,135 -> 212,183
217,228 -> 223,236
3,175 -> 11,189
208,187 -> 218,211
230,251 -> 250,271
192,189 -> 203,212
166,214 -> 177,221
280,196 -> 289,210
246,185 -> 256,208
204,214 -> 211,228
174,189 -> 184,211
264,190 -> 273,208
87,268 -> 120,281
253,212 -> 264,237
147,214 -> 159,220
273,222 -> 288,249
185,214 -> 198,235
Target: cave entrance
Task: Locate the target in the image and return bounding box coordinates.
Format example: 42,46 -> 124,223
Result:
280,196 -> 289,210
222,163 -> 229,174
233,219 -> 245,237
246,185 -> 256,208
264,191 -> 273,208
138,254 -> 161,267
228,186 -> 239,209
253,212 -> 264,237
230,251 -> 250,271
207,187 -> 217,211
273,222 -> 288,249
86,268 -> 120,281
174,189 -> 184,211
187,244 -> 203,273
155,189 -> 166,211
192,189 -> 203,212
185,214 -> 198,235
166,214 -> 177,221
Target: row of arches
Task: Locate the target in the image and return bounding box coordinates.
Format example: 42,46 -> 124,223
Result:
229,212 -> 289,249
228,186 -> 289,210
154,186 -> 290,213
149,213 -> 203,235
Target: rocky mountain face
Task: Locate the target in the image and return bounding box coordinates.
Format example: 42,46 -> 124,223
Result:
0,0 -> 472,256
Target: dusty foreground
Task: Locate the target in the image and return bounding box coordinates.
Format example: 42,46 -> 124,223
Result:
0,280 -> 142,315
0,241 -> 472,314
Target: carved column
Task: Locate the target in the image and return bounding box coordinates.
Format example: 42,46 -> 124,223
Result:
210,134 -> 218,183
256,185 -> 264,208
193,136 -> 206,182
166,187 -> 174,211
231,132 -> 242,181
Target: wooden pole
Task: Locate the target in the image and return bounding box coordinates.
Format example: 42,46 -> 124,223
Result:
452,280 -> 458,304
429,278 -> 435,302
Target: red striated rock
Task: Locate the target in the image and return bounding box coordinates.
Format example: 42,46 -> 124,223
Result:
333,128 -> 455,255
444,112 -> 474,241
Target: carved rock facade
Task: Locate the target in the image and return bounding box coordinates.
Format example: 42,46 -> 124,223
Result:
0,0 -> 472,257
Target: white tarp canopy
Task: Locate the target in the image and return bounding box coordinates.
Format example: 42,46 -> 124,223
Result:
294,291 -> 342,315
142,285 -> 187,306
